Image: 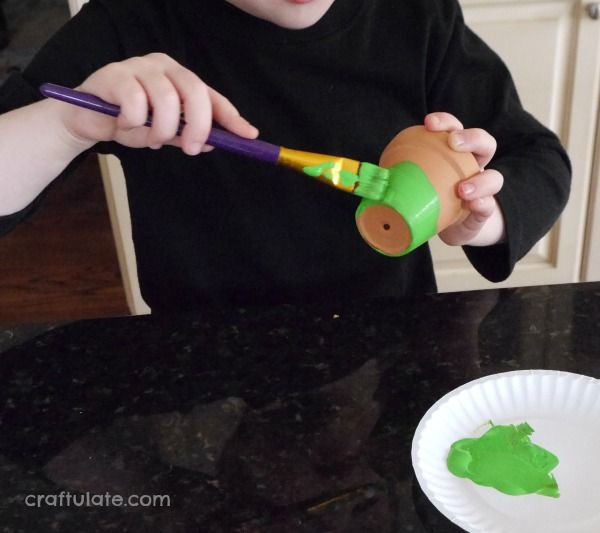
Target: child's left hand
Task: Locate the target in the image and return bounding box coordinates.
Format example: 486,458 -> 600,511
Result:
424,112 -> 506,247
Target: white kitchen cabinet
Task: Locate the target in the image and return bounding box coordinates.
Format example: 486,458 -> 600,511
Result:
69,0 -> 600,313
433,0 -> 600,291
582,88 -> 600,280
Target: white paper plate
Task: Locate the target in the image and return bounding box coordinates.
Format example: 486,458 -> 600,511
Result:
411,370 -> 600,533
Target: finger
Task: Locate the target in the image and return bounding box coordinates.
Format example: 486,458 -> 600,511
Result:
135,70 -> 182,147
439,198 -> 496,245
115,82 -> 150,131
81,64 -> 149,131
208,87 -> 259,139
438,213 -> 483,246
424,112 -> 464,132
457,169 -> 504,201
448,128 -> 497,168
165,66 -> 212,155
464,196 -> 498,223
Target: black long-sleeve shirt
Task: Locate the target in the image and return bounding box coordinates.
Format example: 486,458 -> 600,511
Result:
0,0 -> 571,310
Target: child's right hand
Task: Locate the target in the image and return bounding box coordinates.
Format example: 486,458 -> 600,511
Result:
58,53 -> 259,155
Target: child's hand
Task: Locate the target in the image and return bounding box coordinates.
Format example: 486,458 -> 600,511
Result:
59,53 -> 258,155
424,112 -> 506,247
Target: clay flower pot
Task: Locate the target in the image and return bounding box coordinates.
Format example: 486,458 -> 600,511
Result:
355,125 -> 480,256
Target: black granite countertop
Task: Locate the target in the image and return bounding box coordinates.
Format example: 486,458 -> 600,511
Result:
0,282 -> 599,532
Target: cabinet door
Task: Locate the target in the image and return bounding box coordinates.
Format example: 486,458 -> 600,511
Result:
434,0 -> 600,291
582,119 -> 600,280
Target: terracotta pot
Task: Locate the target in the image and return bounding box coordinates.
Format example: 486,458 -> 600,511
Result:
355,125 -> 480,256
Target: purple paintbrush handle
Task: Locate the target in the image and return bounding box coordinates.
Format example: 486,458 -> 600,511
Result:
205,127 -> 280,163
38,82 -> 280,163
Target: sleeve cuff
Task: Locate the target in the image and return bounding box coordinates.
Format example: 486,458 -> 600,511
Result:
462,174 -> 521,282
0,194 -> 46,237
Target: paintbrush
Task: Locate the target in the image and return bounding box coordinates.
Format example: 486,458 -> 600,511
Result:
38,83 -> 389,201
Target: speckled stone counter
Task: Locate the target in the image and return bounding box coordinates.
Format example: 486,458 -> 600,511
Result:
0,282 -> 599,532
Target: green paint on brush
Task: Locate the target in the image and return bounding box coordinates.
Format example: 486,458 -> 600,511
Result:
303,161 -> 335,179
303,161 -> 389,201
303,162 -> 357,189
447,421 -> 560,498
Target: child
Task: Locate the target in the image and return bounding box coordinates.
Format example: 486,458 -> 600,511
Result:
0,0 -> 571,310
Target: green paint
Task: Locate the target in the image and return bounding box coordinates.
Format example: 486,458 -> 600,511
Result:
338,169 -> 360,189
354,162 -> 389,201
355,160 -> 440,256
303,161 -> 335,179
303,162 -> 358,189
447,422 -> 560,498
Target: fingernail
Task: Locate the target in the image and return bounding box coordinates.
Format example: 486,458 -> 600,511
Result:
461,182 -> 476,196
149,144 -> 162,150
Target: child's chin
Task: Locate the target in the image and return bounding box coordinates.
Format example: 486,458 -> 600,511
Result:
271,12 -> 326,29
268,0 -> 333,29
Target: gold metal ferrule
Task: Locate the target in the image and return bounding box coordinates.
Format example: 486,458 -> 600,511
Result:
278,147 -> 361,193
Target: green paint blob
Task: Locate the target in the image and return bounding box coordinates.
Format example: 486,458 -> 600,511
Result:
303,161 -> 335,179
338,169 -> 360,188
447,422 -> 560,498
303,162 -> 358,189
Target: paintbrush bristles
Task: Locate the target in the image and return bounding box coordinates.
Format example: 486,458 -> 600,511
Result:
353,163 -> 390,201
